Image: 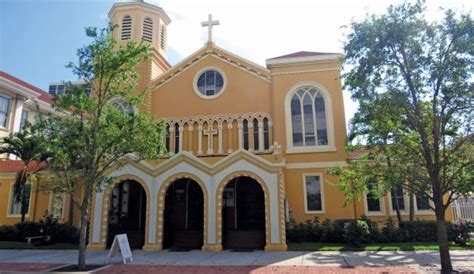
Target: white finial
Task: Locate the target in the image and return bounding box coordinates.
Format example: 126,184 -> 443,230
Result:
201,14 -> 220,43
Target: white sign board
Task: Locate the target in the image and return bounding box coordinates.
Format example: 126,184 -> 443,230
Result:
106,234 -> 133,264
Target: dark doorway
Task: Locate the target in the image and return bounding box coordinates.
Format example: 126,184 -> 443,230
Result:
163,179 -> 204,250
222,176 -> 265,250
106,180 -> 147,249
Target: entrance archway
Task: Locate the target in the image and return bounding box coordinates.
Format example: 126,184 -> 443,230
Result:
163,179 -> 204,250
106,180 -> 146,249
222,176 -> 265,250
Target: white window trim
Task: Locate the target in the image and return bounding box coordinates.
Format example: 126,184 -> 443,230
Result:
284,81 -> 336,154
0,93 -> 12,130
48,192 -> 67,220
363,186 -> 385,216
387,189 -> 409,216
414,195 -> 435,215
6,182 -> 32,218
192,66 -> 227,100
302,173 -> 325,214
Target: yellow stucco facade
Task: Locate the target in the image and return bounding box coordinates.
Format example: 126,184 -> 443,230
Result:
0,0 -> 453,251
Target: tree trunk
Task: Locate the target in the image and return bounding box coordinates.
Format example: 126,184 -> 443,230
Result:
392,187 -> 403,224
409,192 -> 415,222
435,202 -> 453,273
77,196 -> 89,270
20,186 -> 26,223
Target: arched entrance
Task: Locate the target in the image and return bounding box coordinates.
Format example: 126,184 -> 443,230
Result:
222,176 -> 265,250
163,178 -> 204,250
106,180 -> 146,249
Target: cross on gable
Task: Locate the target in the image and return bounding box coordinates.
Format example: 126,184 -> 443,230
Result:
201,14 -> 220,43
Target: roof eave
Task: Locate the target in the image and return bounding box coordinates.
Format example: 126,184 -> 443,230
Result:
265,54 -> 342,68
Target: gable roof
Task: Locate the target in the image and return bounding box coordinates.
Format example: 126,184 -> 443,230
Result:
151,43 -> 271,90
267,51 -> 339,60
0,71 -> 52,104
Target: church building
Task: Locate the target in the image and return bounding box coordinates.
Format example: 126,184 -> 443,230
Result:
0,0 -> 447,252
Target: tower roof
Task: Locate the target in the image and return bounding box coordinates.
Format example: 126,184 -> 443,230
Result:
108,0 -> 171,24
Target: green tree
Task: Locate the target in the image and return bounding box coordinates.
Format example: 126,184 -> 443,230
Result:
0,128 -> 48,223
337,1 -> 473,272
35,26 -> 166,270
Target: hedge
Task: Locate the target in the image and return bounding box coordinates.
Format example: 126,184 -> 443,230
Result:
0,214 -> 79,244
286,217 -> 472,244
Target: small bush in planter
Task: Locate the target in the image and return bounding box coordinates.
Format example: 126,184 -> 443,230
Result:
344,220 -> 370,247
452,220 -> 471,246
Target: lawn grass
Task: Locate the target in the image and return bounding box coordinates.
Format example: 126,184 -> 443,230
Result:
0,241 -> 78,250
287,241 -> 474,252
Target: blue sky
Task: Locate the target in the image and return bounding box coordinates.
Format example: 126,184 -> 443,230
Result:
0,0 -> 182,90
1,0 -> 472,126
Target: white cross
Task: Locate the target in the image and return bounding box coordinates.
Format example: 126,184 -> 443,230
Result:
201,14 -> 220,43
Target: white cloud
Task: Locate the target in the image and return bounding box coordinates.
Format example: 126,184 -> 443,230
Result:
148,0 -> 473,129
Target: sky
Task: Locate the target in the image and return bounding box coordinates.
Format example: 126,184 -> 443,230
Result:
1,0 -> 472,128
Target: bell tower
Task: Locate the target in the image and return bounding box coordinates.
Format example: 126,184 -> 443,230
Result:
108,0 -> 171,60
108,0 -> 172,113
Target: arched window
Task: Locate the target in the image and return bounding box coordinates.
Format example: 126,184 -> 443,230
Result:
290,86 -> 328,146
263,118 -> 270,150
121,16 -> 132,40
174,123 -> 180,154
114,101 -> 135,115
253,119 -> 259,151
142,17 -> 153,43
243,120 -> 249,150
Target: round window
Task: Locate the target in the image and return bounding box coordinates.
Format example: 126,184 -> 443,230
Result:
194,68 -> 225,98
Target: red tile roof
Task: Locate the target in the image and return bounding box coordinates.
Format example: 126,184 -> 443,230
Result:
0,160 -> 47,173
347,149 -> 366,160
268,51 -> 339,60
0,71 -> 53,104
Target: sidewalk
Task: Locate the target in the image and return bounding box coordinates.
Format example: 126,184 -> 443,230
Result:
0,249 -> 473,273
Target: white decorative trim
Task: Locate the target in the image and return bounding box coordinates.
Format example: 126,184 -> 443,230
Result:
302,173 -> 325,214
387,189 -> 409,216
414,195 -> 435,215
286,161 -> 347,169
284,81 -> 336,153
271,68 -> 340,76
6,182 -> 32,218
286,146 -> 337,154
151,47 -> 270,90
266,54 -> 342,67
192,66 -> 227,100
363,186 -> 385,217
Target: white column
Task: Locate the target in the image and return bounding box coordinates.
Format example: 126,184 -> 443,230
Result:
188,126 -> 194,154
12,99 -> 24,133
227,124 -> 233,154
197,126 -> 203,155
258,121 -> 264,152
217,125 -> 223,154
238,123 -> 243,149
178,127 -> 183,152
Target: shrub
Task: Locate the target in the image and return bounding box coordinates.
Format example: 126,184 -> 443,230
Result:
286,218 -> 322,242
452,220 -> 471,246
400,220 -> 437,242
0,225 -> 20,241
381,218 -> 403,242
360,215 -> 381,243
15,221 -> 43,240
344,220 -> 370,247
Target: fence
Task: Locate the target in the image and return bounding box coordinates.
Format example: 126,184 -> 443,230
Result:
452,199 -> 474,221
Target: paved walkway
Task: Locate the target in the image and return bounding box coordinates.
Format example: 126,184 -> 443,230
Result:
0,249 -> 473,273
